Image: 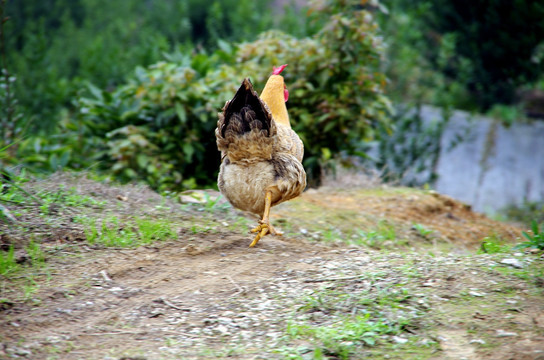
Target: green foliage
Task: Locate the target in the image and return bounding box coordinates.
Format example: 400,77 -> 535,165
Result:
478,234 -> 510,254
515,221 -> 544,251
379,0 -> 544,112
377,1 -> 473,110
4,0 -> 302,134
423,0 -> 544,110
286,315 -> 395,358
78,62 -> 226,191
502,201 -> 544,228
0,0 -> 26,164
412,223 -> 433,237
78,0 -> 392,190
487,104 -> 526,127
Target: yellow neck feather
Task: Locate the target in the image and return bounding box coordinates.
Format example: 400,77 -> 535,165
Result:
260,75 -> 290,128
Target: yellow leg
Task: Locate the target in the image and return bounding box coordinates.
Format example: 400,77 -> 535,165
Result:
249,190 -> 273,247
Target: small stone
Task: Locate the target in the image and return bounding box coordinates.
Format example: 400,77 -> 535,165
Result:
14,347 -> 32,356
215,325 -> 230,335
496,329 -> 518,337
418,338 -> 433,346
392,336 -> 409,344
500,258 -> 524,269
469,291 -> 485,297
470,339 -> 486,345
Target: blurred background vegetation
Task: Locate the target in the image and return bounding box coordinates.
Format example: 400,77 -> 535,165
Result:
1,0 -> 543,194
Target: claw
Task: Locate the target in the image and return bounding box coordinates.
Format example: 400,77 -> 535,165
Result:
249,223 -> 270,247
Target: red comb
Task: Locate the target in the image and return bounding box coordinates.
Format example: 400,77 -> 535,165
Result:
272,64 -> 288,75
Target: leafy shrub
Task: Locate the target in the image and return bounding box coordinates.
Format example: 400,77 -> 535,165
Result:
514,221 -> 544,251
77,0 -> 392,191
377,1 -> 474,110
502,201 -> 544,229
4,0 -> 301,134
423,0 -> 544,110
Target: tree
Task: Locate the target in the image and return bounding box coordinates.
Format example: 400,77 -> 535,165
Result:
426,0 -> 544,110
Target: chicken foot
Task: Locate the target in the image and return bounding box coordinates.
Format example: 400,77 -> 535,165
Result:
249,190 -> 281,247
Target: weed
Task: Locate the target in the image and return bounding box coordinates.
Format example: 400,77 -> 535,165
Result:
203,194 -> 230,212
228,216 -> 250,232
22,278 -> 38,300
0,170 -> 42,206
487,104 -> 525,127
190,224 -> 211,234
412,223 -> 433,237
0,173 -> 105,217
0,245 -> 19,276
479,234 -> 511,254
354,220 -> 397,248
84,217 -> 136,247
285,314 -> 404,359
514,220 -> 544,250
501,201 -> 544,227
135,218 -> 175,244
321,227 -> 344,243
283,281 -> 426,359
26,240 -> 46,268
83,216 -> 176,247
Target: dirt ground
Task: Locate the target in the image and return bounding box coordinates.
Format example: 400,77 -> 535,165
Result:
0,174 -> 543,359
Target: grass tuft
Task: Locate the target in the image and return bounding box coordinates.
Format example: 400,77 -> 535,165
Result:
82,216 -> 176,248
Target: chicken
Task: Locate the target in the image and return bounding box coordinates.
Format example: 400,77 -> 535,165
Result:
215,65 -> 306,247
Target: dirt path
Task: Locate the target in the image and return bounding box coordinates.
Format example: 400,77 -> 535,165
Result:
0,175 -> 543,359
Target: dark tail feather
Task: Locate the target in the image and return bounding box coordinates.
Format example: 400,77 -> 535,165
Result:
220,78 -> 273,138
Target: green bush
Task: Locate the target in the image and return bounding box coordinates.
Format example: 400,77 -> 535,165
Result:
424,0 -> 544,110
377,1 -> 473,110
378,0 -> 544,112
0,0 -> 25,165
4,0 -> 301,134
77,0 -> 392,191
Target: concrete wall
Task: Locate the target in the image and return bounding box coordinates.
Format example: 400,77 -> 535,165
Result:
426,106 -> 544,214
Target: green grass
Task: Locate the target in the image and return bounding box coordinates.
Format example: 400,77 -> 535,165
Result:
82,216 -> 176,247
412,223 -> 433,237
352,220 -> 399,249
478,234 -> 512,254
0,241 -> 51,302
135,218 -> 176,244
0,174 -> 106,218
0,241 -> 46,277
0,246 -> 20,277
284,314 -> 401,359
279,280 -> 429,359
